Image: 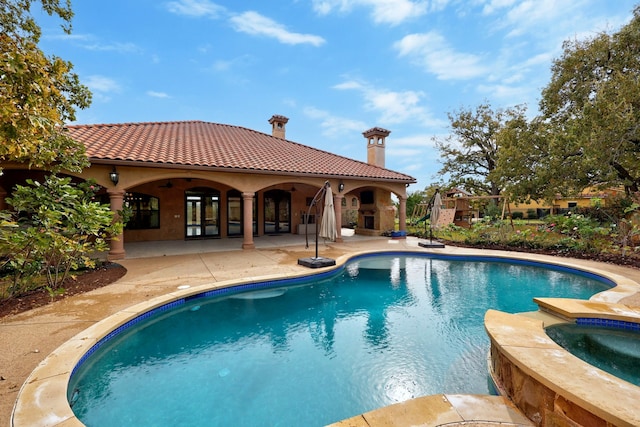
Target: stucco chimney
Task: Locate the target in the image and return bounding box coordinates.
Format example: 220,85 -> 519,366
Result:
269,115 -> 289,139
363,127 -> 390,168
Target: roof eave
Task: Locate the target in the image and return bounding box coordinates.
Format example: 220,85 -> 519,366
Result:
88,158 -> 416,183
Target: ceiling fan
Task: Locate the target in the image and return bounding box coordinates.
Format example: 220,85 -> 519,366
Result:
159,180 -> 173,188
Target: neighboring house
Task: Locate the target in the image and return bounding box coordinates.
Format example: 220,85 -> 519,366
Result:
508,187 -> 625,218
437,187 -> 625,223
0,115 -> 415,259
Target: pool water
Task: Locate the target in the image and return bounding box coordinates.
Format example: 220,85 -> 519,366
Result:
546,324 -> 640,386
69,254 -> 611,427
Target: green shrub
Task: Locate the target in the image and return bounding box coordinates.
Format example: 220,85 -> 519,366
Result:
0,176 -> 123,299
483,203 -> 502,221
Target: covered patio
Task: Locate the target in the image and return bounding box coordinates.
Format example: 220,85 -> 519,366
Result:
121,227 -> 372,258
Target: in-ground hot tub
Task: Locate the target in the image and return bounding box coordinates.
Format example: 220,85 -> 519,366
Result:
545,321 -> 640,387
486,295 -> 640,427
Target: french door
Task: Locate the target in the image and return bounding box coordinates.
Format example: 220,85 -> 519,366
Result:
186,190 -> 220,238
264,190 -> 290,234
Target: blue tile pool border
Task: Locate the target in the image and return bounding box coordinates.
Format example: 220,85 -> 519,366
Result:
577,317 -> 640,331
70,298 -> 186,378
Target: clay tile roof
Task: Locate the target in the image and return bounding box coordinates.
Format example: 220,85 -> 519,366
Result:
66,121 -> 416,183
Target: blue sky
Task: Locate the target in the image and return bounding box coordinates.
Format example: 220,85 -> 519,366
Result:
35,0 -> 636,191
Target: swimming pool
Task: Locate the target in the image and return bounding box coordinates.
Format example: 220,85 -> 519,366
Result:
68,253 -> 611,426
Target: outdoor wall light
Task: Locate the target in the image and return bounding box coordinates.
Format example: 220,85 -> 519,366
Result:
338,181 -> 344,192
109,167 -> 119,185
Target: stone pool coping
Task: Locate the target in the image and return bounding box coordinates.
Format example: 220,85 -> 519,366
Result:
9,244 -> 640,427
486,300 -> 640,427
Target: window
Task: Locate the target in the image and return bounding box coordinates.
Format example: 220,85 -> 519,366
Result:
125,193 -> 159,229
341,198 -> 347,207
352,197 -> 358,207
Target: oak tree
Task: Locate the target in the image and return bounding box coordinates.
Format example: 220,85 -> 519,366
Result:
539,5 -> 640,196
434,102 -> 526,197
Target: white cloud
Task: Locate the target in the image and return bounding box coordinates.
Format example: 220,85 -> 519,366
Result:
230,11 -> 325,46
147,91 -> 171,98
84,75 -> 121,102
312,0 -> 429,25
368,0 -> 429,25
82,42 -> 140,53
481,0 -> 517,15
45,33 -> 92,41
84,75 -> 120,93
167,1 -> 324,46
486,0 -> 627,42
46,32 -> 140,54
403,162 -> 424,172
210,54 -> 255,72
394,31 -> 488,80
333,80 -> 365,90
212,59 -> 232,71
365,90 -> 425,124
502,0 -> 580,37
333,79 -> 443,127
390,134 -> 437,148
303,106 -> 368,137
165,0 -> 226,18
476,83 -> 530,103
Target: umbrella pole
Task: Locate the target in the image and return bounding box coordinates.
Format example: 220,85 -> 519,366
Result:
315,197 -> 320,259
298,182 -> 336,268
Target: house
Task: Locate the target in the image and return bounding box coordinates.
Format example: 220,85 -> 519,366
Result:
437,186 -> 625,222
508,187 -> 625,218
0,115 -> 415,259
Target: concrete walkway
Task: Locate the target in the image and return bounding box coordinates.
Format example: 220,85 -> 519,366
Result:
2,233 -> 640,426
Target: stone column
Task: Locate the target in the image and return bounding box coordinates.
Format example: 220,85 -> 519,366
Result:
107,189 -> 126,260
398,196 -> 407,234
242,192 -> 255,249
334,193 -> 343,243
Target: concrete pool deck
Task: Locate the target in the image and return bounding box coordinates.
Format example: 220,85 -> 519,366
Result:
2,233 -> 640,426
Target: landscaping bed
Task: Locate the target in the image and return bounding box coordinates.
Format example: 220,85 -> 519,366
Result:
443,240 -> 640,269
0,263 -> 127,318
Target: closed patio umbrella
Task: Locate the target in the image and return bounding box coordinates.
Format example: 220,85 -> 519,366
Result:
298,181 -> 338,267
430,190 -> 442,229
319,184 -> 337,241
428,189 -> 442,245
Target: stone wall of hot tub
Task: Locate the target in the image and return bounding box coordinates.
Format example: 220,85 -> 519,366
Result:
489,341 -> 609,426
485,309 -> 640,427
